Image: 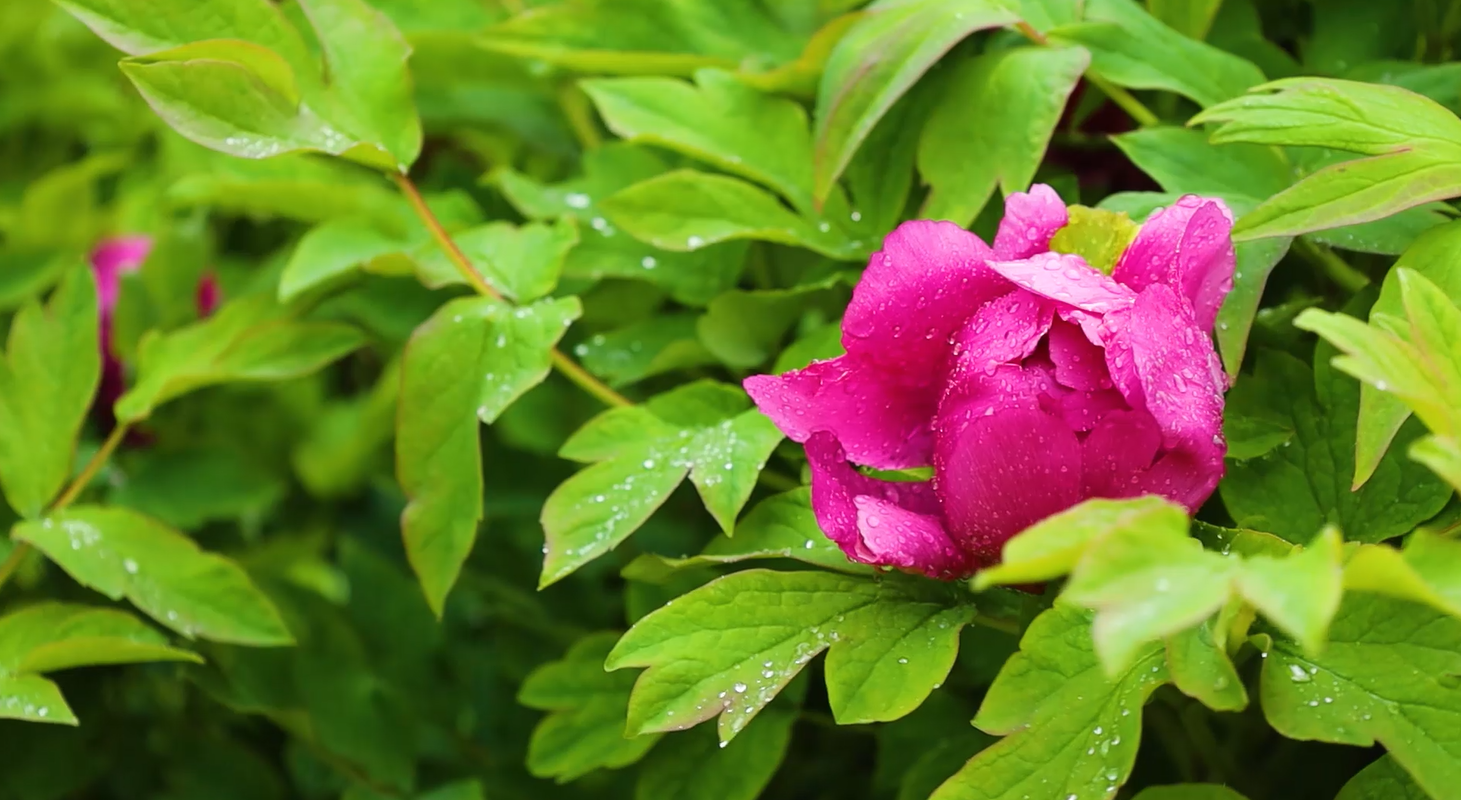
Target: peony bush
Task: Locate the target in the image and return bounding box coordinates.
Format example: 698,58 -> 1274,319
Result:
2,1 -> 1461,800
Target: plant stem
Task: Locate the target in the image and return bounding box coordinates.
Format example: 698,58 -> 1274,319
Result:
0,422 -> 131,594
973,611 -> 1022,637
392,173 -> 633,409
1293,237 -> 1370,293
1015,21 -> 1160,128
549,350 -> 631,408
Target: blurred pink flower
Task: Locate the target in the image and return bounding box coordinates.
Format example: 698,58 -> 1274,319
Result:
745,186 -> 1234,579
88,236 -> 220,425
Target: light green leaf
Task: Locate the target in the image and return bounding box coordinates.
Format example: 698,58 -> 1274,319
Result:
54,0 -> 313,73
399,295 -> 580,614
295,0 -> 421,169
0,266 -> 99,518
1131,787 -> 1249,800
1052,0 -> 1263,109
919,45 -> 1088,226
1343,530 -> 1461,620
0,602 -> 200,675
478,0 -> 803,77
1335,756 -> 1429,800
1165,615 -> 1248,712
1194,78 -> 1461,240
279,217 -> 412,301
494,143 -> 747,305
519,631 -> 660,783
635,691 -> 798,800
813,0 -> 1021,202
583,69 -> 817,214
608,569 -> 974,741
412,219 -> 579,301
1258,595 -> 1461,800
931,604 -> 1165,800
542,382 -> 783,585
1219,349 -> 1450,544
115,294 -> 366,423
120,43 -> 378,166
696,273 -> 852,368
12,506 -> 292,646
603,170 -> 861,260
974,496 -> 1187,590
0,674 -> 76,725
1145,0 -> 1223,40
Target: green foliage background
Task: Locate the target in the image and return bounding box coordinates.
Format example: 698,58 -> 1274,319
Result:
3,1 -> 1461,799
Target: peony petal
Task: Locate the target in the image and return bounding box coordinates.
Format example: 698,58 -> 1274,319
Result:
987,252 -> 1136,315
843,219 -> 1006,366
1106,284 -> 1226,510
1048,318 -> 1111,391
751,220 -> 1010,469
1050,386 -> 1129,432
854,496 -> 975,579
945,290 -> 1054,382
994,184 -> 1069,260
1113,195 -> 1235,330
804,431 -> 943,565
90,236 -> 152,315
1081,408 -> 1163,499
934,405 -> 1083,563
746,357 -> 937,470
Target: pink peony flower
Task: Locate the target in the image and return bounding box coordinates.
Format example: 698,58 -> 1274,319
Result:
745,186 -> 1234,579
90,236 -> 153,416
88,236 -> 221,427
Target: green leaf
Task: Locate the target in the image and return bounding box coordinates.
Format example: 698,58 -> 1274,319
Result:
294,0 -> 422,170
519,631 -> 660,782
604,170 -> 861,259
0,674 -> 75,725
635,689 -> 798,800
576,314 -> 715,387
977,497 -> 1343,672
918,45 -> 1088,226
1194,78 -> 1461,240
54,0 -> 313,73
696,273 -> 852,368
495,144 -> 747,305
478,0 -> 804,77
813,0 -> 1020,202
583,69 -> 817,214
279,217 -> 412,301
1335,756 -> 1428,800
541,382 -> 783,585
1131,787 -> 1249,800
930,604 -> 1165,800
607,569 -> 974,741
110,447 -> 285,529
1343,530 -> 1461,620
115,294 -> 366,423
1145,0 -> 1223,40
120,42 -> 379,166
12,506 -> 292,646
412,219 -> 579,301
0,602 -> 200,675
1165,615 -> 1248,712
398,295 -> 580,614
1258,594 -> 1461,800
1220,350 -> 1450,544
621,489 -> 870,581
974,496 -> 1187,589
0,266 -> 99,518
1051,0 -> 1263,109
